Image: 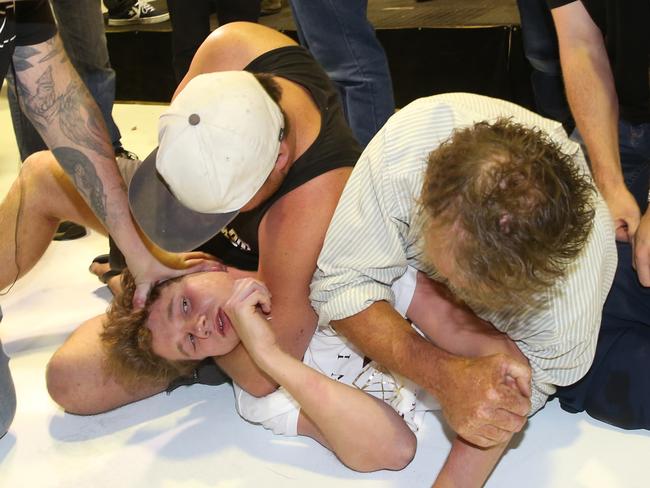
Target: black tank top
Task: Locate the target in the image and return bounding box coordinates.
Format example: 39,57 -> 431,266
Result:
196,46 -> 361,270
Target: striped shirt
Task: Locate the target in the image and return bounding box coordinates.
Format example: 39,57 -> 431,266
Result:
310,93 -> 618,414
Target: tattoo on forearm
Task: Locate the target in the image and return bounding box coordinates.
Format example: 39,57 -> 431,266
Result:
11,46 -> 39,72
17,36 -> 109,156
58,79 -> 106,151
52,147 -> 108,222
38,37 -> 63,64
23,66 -> 57,129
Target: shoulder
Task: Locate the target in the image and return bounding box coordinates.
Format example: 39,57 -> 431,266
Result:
193,22 -> 298,73
261,168 -> 350,243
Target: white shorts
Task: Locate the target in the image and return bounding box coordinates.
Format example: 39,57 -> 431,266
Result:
234,266 -> 439,436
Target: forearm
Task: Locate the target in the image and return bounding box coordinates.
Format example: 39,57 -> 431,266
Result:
13,35 -> 151,261
333,301 -> 457,399
552,4 -> 622,189
434,436 -> 511,488
255,345 -> 415,472
216,301 -> 317,396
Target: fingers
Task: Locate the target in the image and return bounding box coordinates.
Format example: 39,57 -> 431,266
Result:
497,381 -> 531,417
634,248 -> 650,286
452,405 -> 525,448
228,278 -> 272,314
175,259 -> 223,275
181,251 -> 217,261
464,422 -> 516,448
490,406 -> 527,434
132,282 -> 152,310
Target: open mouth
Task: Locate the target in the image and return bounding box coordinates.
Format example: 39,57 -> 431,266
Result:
216,308 -> 228,337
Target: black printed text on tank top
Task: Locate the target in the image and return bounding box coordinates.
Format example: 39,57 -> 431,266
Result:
220,226 -> 252,253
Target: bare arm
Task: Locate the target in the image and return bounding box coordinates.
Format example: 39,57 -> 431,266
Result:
225,279 -> 416,472
215,168 -> 352,395
13,35 -> 214,304
551,3 -> 641,244
434,437 -> 510,488
408,272 -> 528,486
333,300 -> 531,449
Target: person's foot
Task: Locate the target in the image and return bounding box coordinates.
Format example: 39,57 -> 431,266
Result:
88,258 -> 123,296
260,0 -> 282,16
53,221 -> 87,241
107,0 -> 170,26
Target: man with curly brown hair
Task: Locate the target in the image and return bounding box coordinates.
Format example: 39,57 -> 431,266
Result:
311,93 -> 617,486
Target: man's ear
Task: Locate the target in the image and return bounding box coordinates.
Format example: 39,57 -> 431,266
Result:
274,138 -> 291,172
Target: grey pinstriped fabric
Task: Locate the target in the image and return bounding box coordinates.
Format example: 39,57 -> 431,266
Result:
311,93 -> 617,414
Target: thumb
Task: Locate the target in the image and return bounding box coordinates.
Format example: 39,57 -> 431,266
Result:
505,360 -> 532,398
132,281 -> 152,310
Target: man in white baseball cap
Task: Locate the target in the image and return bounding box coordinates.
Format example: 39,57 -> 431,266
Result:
128,70 -> 286,253
0,22 -> 361,413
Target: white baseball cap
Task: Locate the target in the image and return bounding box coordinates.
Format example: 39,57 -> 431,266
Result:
128,71 -> 285,252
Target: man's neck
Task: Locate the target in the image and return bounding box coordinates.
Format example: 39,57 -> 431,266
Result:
275,77 -> 321,164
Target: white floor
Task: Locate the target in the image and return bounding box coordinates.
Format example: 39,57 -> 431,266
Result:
1,88 -> 649,488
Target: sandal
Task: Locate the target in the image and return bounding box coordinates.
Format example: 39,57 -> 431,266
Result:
89,254 -> 122,286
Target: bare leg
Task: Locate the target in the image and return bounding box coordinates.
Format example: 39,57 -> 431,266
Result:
0,151 -> 106,291
46,314 -> 167,414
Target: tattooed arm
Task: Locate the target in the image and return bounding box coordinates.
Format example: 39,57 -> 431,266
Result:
12,35 -> 215,305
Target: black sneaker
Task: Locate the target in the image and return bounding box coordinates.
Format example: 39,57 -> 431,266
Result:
115,147 -> 140,161
107,0 -> 170,26
53,221 -> 87,241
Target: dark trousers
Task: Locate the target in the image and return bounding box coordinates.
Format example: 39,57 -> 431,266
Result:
167,0 -> 260,83
555,120 -> 650,430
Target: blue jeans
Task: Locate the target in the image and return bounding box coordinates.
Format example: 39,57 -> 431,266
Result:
556,120 -> 650,429
289,0 -> 394,147
7,0 -> 122,161
516,0 -> 573,130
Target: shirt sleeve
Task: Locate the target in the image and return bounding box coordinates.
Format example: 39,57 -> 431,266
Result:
15,0 -> 56,47
310,129 -> 412,326
545,0 -> 578,10
516,197 -> 616,415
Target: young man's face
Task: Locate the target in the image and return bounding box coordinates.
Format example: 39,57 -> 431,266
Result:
145,271 -> 241,361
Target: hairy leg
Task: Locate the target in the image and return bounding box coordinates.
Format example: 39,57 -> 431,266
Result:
46,314 -> 167,414
0,151 -> 106,290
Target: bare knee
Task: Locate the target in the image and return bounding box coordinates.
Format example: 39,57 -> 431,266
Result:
22,151 -> 62,184
20,151 -> 68,221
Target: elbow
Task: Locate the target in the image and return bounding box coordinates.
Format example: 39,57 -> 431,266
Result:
46,354 -> 90,415
238,377 -> 280,398
343,430 -> 417,472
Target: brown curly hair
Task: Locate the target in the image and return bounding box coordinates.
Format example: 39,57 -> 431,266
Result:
101,270 -> 198,392
420,118 -> 595,310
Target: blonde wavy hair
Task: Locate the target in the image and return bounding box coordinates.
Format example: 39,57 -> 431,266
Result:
101,270 -> 198,392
